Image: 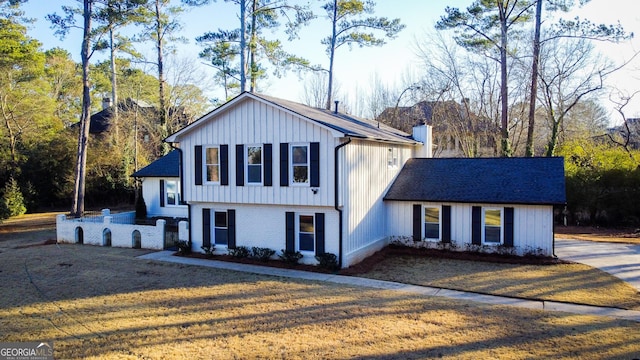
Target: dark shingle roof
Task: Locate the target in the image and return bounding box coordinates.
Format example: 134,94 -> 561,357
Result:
384,157 -> 566,205
131,150 -> 180,178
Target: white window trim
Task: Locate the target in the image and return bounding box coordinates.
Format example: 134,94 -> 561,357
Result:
423,205 -> 441,241
204,145 -> 221,185
296,213 -> 315,253
387,147 -> 399,169
290,143 -> 310,186
245,144 -> 263,185
212,209 -> 229,248
482,207 -> 504,245
164,179 -> 182,207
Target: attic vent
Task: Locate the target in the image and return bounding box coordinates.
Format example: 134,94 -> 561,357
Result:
334,100 -> 339,114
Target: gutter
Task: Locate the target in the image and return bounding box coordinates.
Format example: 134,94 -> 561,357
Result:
168,142 -> 192,250
334,137 -> 351,268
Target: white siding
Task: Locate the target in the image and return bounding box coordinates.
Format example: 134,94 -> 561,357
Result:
385,202 -> 555,256
179,98 -> 338,207
141,177 -> 187,218
190,202 -> 338,265
341,139 -> 414,256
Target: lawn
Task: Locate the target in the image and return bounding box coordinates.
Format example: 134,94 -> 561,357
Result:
1,214 -> 639,359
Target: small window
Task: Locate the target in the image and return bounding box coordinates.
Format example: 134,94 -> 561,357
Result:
166,180 -> 179,205
214,211 -> 228,245
484,208 -> 502,244
424,207 -> 440,240
298,215 -> 314,252
247,145 -> 262,184
387,147 -> 398,168
291,144 -> 309,185
205,146 -> 220,183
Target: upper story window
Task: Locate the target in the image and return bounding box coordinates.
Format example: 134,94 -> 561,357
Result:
205,146 -> 220,183
246,145 -> 263,184
166,180 -> 179,206
387,147 -> 398,168
424,206 -> 440,240
483,208 -> 502,244
291,144 -> 310,185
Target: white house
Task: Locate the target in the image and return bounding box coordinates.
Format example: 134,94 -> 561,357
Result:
164,92 -> 565,268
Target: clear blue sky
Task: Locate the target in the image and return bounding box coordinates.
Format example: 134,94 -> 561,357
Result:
22,0 -> 640,120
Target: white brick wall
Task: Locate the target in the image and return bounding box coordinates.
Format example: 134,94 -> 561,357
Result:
56,211 -> 167,250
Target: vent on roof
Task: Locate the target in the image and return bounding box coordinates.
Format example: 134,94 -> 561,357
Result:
334,100 -> 339,114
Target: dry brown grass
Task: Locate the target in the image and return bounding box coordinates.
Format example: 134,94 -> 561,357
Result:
1,243 -> 639,359
1,214 -> 640,358
556,226 -> 640,245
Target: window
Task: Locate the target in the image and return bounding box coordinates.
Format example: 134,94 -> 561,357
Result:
214,211 -> 228,245
387,147 -> 398,168
246,145 -> 262,184
205,146 -> 220,183
298,215 -> 314,252
166,180 -> 179,205
291,144 -> 309,184
424,206 -> 440,240
484,208 -> 502,244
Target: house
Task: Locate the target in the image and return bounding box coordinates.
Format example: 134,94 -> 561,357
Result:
376,100 -> 497,157
131,149 -> 188,219
164,91 -> 565,268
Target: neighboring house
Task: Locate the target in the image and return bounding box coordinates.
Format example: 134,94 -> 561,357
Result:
384,158 -> 566,255
377,100 -> 497,158
131,149 -> 188,219
164,91 -> 565,268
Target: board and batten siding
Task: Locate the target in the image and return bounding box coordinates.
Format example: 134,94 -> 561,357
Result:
141,177 -> 187,218
179,98 -> 338,207
341,139 -> 414,260
385,201 -> 554,256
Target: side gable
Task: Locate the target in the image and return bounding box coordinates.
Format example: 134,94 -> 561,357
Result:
384,157 -> 566,205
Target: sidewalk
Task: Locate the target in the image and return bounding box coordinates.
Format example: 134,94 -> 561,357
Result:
138,251 -> 640,322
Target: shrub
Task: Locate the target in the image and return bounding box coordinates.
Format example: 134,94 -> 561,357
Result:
176,240 -> 191,255
228,246 -> 250,258
251,247 -> 276,262
315,252 -> 339,271
278,250 -> 303,265
135,190 -> 147,219
0,178 -> 26,220
201,245 -> 215,257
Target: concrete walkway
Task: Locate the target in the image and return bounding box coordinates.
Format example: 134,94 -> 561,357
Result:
139,251 -> 640,322
555,239 -> 640,291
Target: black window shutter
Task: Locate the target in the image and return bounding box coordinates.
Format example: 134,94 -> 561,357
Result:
227,209 -> 236,249
203,208 -> 211,247
236,144 -> 244,186
472,206 -> 481,245
504,207 -> 514,247
194,145 -> 202,186
412,204 -> 422,242
280,143 -> 289,186
310,142 -> 320,187
315,213 -> 325,255
159,180 -> 165,207
264,144 -> 272,186
220,145 -> 229,185
442,205 -> 451,243
285,212 -> 295,252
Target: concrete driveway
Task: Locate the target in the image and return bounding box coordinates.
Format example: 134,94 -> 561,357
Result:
555,239 -> 640,291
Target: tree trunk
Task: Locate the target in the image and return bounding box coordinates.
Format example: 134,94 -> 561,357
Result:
325,0 -> 338,110
71,0 -> 93,217
240,0 -> 246,92
525,0 -> 542,157
109,26 -> 119,145
498,1 -> 511,157
155,0 -> 169,154
249,0 -> 257,92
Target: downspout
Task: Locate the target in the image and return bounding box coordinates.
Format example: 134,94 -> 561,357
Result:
168,142 -> 191,249
334,137 -> 351,268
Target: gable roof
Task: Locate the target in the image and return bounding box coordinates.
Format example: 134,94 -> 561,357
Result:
384,157 -> 566,205
165,92 -> 418,145
131,150 -> 180,178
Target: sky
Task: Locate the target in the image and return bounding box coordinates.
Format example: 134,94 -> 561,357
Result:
21,0 -> 640,121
